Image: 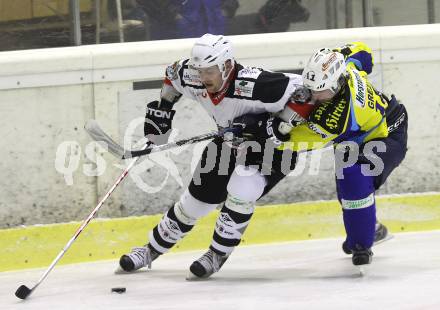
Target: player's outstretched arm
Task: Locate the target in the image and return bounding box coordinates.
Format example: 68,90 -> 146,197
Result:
143,68 -> 183,145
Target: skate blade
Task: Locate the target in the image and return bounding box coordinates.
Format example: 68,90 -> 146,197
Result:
359,266 -> 366,276
374,233 -> 394,246
114,266 -> 129,274
357,264 -> 371,277
114,266 -> 149,274
186,271 -> 208,281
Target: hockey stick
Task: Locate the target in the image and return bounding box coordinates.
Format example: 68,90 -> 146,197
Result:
84,119 -> 227,159
14,142 -> 149,300
14,120 -> 231,299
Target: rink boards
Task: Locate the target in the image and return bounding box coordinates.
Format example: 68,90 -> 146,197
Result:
1,24 -> 440,228
1,192 -> 439,272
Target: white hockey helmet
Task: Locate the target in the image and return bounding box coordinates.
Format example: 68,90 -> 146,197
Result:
189,34 -> 235,79
302,48 -> 346,93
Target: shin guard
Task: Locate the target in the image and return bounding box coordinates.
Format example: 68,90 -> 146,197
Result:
337,164 -> 376,250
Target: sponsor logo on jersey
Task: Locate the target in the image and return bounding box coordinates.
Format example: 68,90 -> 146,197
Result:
234,80 -> 255,97
309,96 -> 349,134
237,67 -> 262,79
166,61 -> 180,81
352,69 -> 366,107
183,69 -> 202,85
308,123 -> 329,138
194,90 -> 207,97
312,103 -> 327,122
325,100 -> 346,130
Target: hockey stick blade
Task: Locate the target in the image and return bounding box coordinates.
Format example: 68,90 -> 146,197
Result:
15,284 -> 32,300
84,119 -> 125,158
122,131 -> 220,159
85,119 -> 223,159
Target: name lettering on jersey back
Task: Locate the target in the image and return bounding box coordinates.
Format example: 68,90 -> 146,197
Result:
352,70 -> 366,107
237,67 -> 262,79
366,82 -> 375,110
234,80 -> 255,98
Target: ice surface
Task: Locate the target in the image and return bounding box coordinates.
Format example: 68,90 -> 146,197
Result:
1,231 -> 440,310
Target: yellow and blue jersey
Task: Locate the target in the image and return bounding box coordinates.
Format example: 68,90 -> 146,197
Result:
281,42 -> 389,152
335,41 -> 374,74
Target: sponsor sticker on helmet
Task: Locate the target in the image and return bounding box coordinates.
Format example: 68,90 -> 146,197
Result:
322,52 -> 337,71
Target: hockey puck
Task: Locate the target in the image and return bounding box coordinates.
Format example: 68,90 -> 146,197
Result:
111,287 -> 126,294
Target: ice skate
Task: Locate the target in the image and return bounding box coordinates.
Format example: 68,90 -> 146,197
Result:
117,245 -> 160,273
342,222 -> 393,254
186,249 -> 229,280
372,221 -> 394,245
351,245 -> 373,276
352,245 -> 373,266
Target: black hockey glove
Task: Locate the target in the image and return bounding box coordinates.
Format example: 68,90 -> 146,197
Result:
229,113 -> 291,147
262,116 -> 292,146
144,100 -> 176,145
333,44 -> 353,59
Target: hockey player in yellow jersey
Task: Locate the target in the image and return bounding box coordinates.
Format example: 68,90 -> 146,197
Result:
276,42 -> 408,266
279,42 -> 390,150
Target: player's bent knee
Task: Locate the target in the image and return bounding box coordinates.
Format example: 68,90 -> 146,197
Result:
336,164 -> 375,201
174,188 -> 218,225
227,166 -> 267,202
225,166 -> 267,214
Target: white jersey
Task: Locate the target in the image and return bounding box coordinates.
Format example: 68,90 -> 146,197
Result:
165,59 -> 303,128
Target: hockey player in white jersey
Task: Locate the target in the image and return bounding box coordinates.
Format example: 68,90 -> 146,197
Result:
118,33 -> 302,279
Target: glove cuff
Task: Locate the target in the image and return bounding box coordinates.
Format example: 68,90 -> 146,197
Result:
159,98 -> 175,110
271,118 -> 291,142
